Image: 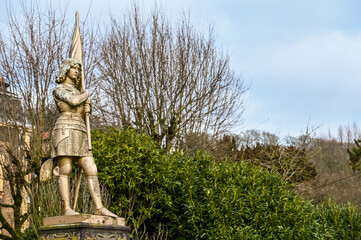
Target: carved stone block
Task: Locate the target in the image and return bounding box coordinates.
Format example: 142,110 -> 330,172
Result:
40,215 -> 130,240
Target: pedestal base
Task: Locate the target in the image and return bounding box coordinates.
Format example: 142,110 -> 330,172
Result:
40,215 -> 130,240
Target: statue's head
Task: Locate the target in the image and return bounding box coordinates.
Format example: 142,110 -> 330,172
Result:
56,58 -> 82,86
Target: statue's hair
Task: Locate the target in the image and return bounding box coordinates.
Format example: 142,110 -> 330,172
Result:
56,58 -> 82,85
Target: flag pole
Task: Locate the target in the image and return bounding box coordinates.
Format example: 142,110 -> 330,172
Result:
69,12 -> 91,210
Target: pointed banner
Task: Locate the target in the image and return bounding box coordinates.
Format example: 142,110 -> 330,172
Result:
69,12 -> 92,210
69,12 -> 85,92
69,11 -> 91,150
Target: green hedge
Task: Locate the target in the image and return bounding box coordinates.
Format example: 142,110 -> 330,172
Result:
91,128 -> 361,239
315,201 -> 361,239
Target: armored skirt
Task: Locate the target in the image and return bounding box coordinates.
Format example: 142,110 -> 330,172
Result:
51,112 -> 88,158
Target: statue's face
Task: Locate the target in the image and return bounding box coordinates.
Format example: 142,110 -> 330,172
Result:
66,64 -> 80,85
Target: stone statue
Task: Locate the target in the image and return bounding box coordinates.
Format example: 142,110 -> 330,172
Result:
39,12 -> 129,239
51,58 -> 117,218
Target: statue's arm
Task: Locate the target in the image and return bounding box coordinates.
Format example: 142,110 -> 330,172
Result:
53,86 -> 89,106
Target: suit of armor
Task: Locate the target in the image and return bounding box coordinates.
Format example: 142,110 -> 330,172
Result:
52,58 -> 116,217
52,84 -> 89,158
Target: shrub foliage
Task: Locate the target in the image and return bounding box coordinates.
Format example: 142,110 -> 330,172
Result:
347,139 -> 361,171
92,128 -> 361,239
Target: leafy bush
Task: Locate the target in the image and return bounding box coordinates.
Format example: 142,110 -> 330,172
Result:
91,128 -> 361,239
92,128 -> 164,238
315,200 -> 361,239
20,228 -> 37,240
158,152 -> 324,239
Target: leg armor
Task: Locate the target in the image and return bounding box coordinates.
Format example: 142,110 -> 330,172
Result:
79,155 -> 117,218
58,157 -> 79,215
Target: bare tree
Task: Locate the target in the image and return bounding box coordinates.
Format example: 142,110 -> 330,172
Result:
96,5 -> 247,150
238,129 -> 279,147
0,2 -> 100,237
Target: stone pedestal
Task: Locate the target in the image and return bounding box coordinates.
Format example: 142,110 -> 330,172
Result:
40,215 -> 130,240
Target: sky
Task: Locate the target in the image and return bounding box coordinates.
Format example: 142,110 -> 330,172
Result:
1,0 -> 361,138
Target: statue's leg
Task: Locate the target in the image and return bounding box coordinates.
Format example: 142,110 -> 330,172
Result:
79,155 -> 118,218
58,156 -> 79,215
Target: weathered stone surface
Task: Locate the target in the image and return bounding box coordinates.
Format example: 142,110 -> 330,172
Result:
40,215 -> 130,240
43,214 -> 126,226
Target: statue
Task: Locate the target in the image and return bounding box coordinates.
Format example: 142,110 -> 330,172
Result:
51,58 -> 117,218
39,12 -> 130,240
40,12 -> 117,218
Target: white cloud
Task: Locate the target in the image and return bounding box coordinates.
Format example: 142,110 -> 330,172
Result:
241,31 -> 361,137
261,32 -> 361,85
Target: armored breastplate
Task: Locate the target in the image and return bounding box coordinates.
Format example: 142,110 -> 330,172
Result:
54,84 -> 85,115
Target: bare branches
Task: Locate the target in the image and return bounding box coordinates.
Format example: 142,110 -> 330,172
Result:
0,2 -> 100,237
0,3 -> 69,167
97,5 -> 247,150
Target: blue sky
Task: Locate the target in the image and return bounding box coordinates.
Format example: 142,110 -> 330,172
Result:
1,0 -> 361,138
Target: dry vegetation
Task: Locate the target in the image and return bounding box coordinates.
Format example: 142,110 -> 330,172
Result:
295,124 -> 361,208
